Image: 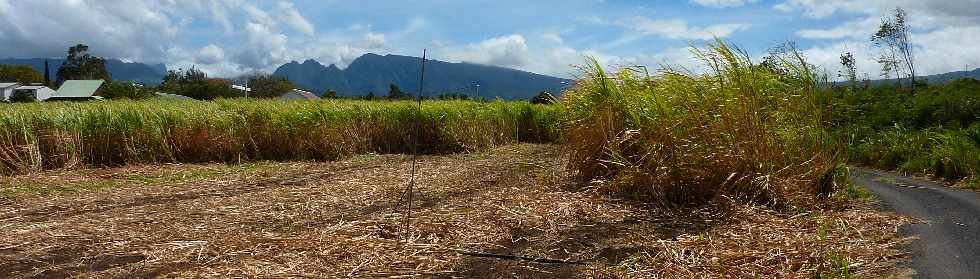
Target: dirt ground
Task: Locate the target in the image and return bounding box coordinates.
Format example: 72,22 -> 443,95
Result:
0,144 -> 910,278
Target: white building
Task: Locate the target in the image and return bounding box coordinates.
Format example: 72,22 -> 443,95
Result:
232,84 -> 251,93
48,80 -> 105,101
14,85 -> 57,101
0,83 -> 19,101
281,89 -> 320,101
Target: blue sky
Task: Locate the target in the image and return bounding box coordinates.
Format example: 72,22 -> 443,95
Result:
2,0 -> 979,78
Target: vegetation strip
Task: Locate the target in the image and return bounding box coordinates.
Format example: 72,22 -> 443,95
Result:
0,99 -> 558,175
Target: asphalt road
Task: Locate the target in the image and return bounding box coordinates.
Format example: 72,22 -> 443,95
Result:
850,168 -> 980,279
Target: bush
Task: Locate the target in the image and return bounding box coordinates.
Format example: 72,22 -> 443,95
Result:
8,90 -> 36,103
159,68 -> 238,100
836,78 -> 980,185
0,65 -> 44,84
102,81 -> 154,100
561,40 -> 842,207
244,74 -> 294,98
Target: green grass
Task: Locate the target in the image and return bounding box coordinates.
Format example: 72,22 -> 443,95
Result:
0,99 -> 559,175
0,179 -> 122,198
814,251 -> 855,279
835,78 -> 980,188
849,125 -> 979,186
560,40 -> 844,206
0,162 -> 278,198
838,182 -> 873,202
874,177 -> 898,185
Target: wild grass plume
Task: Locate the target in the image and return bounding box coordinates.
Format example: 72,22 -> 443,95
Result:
561,40 -> 844,206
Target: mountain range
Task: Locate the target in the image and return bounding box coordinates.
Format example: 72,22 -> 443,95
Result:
0,58 -> 167,85
6,53 -> 979,98
273,54 -> 571,99
916,68 -> 980,84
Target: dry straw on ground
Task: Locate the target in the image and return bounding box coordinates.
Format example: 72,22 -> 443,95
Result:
0,144 -> 909,278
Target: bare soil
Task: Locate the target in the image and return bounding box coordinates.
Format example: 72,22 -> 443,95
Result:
0,144 -> 910,278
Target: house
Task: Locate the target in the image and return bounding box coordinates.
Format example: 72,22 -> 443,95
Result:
0,83 -> 19,101
281,89 -> 320,101
232,84 -> 251,93
14,85 -> 57,101
154,92 -> 195,100
48,80 -> 105,101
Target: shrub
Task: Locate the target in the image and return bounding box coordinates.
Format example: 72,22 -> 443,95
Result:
102,81 -> 154,100
560,40 -> 843,207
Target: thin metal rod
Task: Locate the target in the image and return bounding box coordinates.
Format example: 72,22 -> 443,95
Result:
456,250 -> 587,265
403,49 -> 427,242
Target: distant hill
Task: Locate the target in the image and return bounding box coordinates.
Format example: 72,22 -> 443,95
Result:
0,58 -> 167,85
848,68 -> 980,86
273,54 -> 571,99
918,68 -> 980,84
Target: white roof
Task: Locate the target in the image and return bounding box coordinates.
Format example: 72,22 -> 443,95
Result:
0,83 -> 19,88
55,80 -> 104,98
281,89 -> 320,100
154,92 -> 195,100
232,85 -> 252,92
17,85 -> 51,90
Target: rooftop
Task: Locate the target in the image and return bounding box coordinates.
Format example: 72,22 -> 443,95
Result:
55,80 -> 104,98
283,89 -> 320,100
16,85 -> 51,90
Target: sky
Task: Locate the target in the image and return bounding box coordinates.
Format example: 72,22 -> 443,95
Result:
1,0 -> 979,79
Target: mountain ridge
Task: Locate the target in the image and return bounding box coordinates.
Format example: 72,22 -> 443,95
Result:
273,54 -> 571,99
0,58 -> 167,85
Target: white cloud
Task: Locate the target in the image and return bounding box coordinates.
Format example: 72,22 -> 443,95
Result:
617,17 -> 750,40
435,32 -> 704,78
796,16 -> 879,40
775,0 -> 980,27
690,0 -> 758,8
275,1 -> 315,36
197,44 -> 226,65
363,33 -> 386,48
780,0 -> 980,77
799,25 -> 980,81
0,0 -> 188,63
440,35 -> 531,69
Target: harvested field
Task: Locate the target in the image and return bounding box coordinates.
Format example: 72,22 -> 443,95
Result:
0,144 -> 910,278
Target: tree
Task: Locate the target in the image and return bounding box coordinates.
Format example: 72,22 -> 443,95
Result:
0,65 -> 44,84
55,44 -> 111,86
244,74 -> 295,98
364,91 -> 376,100
437,93 -> 470,100
8,89 -> 35,103
387,83 -> 408,99
159,67 -> 237,100
44,60 -> 51,86
102,81 -> 153,100
839,52 -> 858,91
323,89 -> 338,98
530,91 -> 556,104
872,7 -> 916,91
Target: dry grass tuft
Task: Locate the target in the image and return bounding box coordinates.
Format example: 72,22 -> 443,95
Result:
561,40 -> 844,207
